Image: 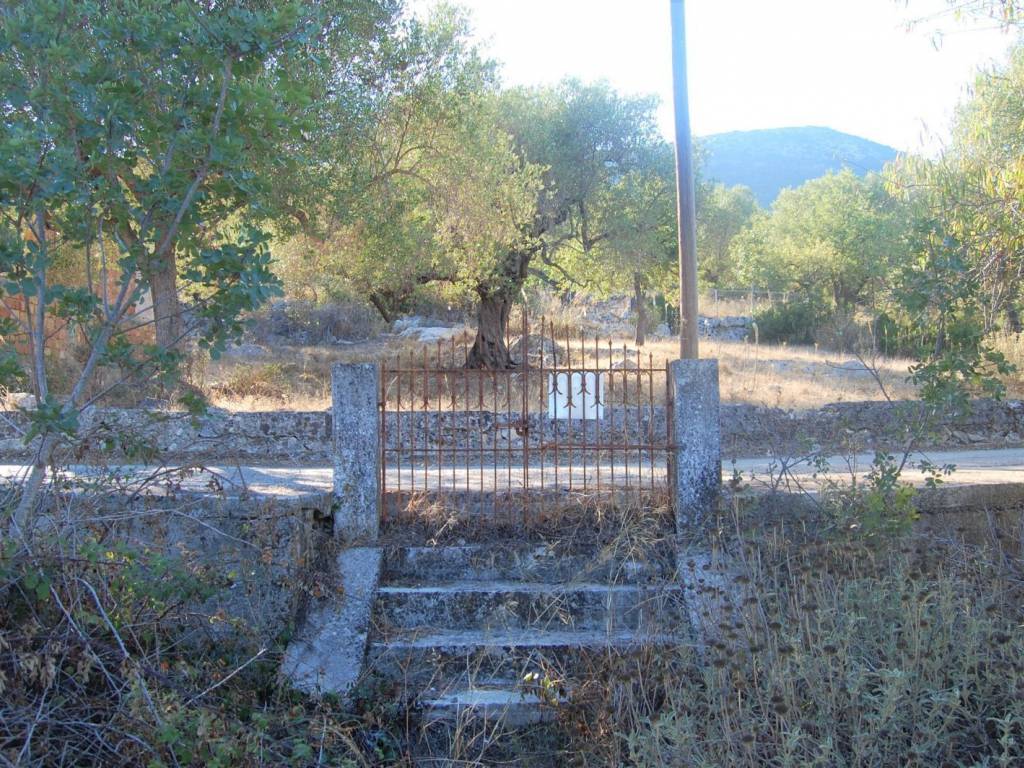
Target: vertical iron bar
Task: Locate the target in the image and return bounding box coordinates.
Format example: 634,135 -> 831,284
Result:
539,316 -> 545,515
421,343 -> 428,503
379,359 -> 386,524
451,335 -> 457,494
608,337 -> 614,489
389,355 -> 397,520
505,363 -> 512,522
666,360 -> 674,497
580,325 -> 587,494
630,348 -> 638,487
521,311 -> 529,523
436,340 -> 442,497
565,323 -> 573,494
551,318 -> 559,496
618,346 -> 626,489
595,332 -> 601,490
649,351 -> 655,490
491,368 -> 498,519
464,334 -> 471,501
395,352 -> 401,506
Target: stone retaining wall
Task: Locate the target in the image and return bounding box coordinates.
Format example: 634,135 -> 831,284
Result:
0,398 -> 1021,463
722,399 -> 1024,456
31,488 -> 334,651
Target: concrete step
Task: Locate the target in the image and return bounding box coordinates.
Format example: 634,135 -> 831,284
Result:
367,626 -> 683,684
377,580 -> 685,632
417,680 -> 562,728
384,544 -> 676,585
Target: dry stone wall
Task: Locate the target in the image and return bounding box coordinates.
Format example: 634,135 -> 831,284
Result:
0,399 -> 1021,464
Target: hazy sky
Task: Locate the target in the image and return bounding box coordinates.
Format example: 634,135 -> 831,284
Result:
410,0 -> 1019,153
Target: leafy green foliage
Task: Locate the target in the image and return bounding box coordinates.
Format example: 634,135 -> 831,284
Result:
752,300 -> 827,345
185,229 -> 283,359
696,182 -> 759,288
0,0 -> 396,514
732,170 -> 909,310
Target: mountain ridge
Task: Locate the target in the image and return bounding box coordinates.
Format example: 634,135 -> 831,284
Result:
699,126 -> 900,206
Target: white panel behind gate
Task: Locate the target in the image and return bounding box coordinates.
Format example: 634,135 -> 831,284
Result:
547,372 -> 604,420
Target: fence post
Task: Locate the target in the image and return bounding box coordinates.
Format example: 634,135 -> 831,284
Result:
668,359 -> 721,529
332,362 -> 380,542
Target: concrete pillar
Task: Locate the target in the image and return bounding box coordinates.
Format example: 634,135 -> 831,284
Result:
331,363 -> 380,542
669,359 -> 721,528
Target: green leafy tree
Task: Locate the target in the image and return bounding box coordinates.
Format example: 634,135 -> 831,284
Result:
0,0 -> 392,524
560,141 -> 678,345
937,43 -> 1024,330
451,80 -> 665,366
696,182 -> 759,288
884,3 -> 1023,402
558,146 -> 758,345
274,6 -> 540,329
731,169 -> 908,310
298,48 -> 668,366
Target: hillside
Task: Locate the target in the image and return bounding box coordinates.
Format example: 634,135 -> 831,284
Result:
700,126 -> 899,206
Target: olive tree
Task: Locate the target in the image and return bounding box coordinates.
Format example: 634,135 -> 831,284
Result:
731,169 -> 908,310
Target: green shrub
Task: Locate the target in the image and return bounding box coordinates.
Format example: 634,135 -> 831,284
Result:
753,300 -> 826,345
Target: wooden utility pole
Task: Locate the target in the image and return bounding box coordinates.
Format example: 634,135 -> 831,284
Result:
669,0 -> 699,359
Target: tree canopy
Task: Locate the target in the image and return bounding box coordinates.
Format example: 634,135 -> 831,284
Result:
731,170 -> 909,310
0,0 -> 400,517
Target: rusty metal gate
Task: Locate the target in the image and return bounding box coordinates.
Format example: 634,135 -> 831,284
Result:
379,315 -> 672,519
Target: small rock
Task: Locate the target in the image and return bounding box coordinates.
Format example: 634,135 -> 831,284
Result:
393,316 -> 426,333
399,326 -> 465,343
699,315 -> 752,341
8,392 -> 36,410
652,323 -> 671,338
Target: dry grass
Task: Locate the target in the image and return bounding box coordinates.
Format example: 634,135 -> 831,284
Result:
363,491 -> 1024,766
201,333 -> 918,412
615,501 -> 1024,767
645,338 -> 918,408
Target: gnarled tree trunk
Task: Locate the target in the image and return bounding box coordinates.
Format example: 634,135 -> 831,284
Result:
465,249 -> 531,369
466,291 -> 514,369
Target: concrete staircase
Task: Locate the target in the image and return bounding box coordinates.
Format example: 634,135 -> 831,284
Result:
364,541 -> 686,731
